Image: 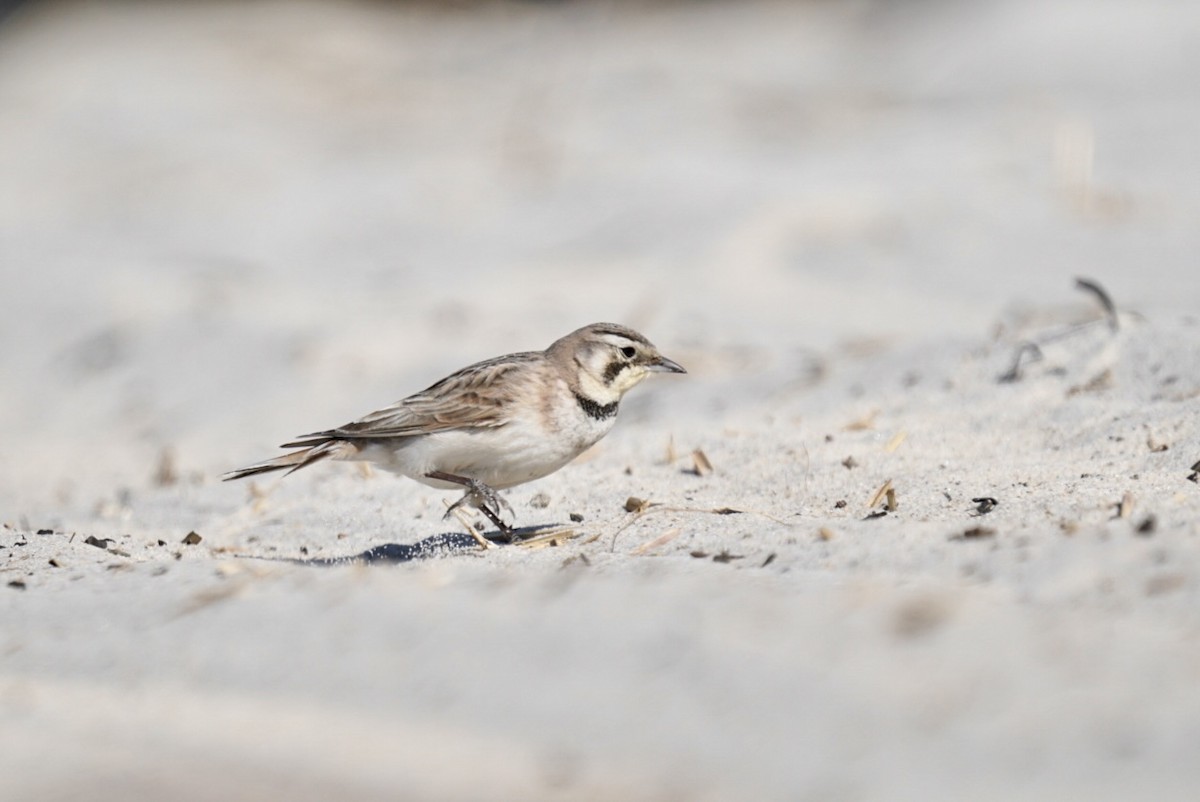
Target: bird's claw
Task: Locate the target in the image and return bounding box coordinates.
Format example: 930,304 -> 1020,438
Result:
427,471 -> 517,541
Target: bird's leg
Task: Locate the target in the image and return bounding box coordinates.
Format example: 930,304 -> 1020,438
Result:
426,470 -> 516,542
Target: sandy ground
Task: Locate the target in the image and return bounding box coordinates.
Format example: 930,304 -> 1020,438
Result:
3,1 -> 1200,799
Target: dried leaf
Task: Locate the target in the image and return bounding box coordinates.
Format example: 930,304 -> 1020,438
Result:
624,496 -> 651,513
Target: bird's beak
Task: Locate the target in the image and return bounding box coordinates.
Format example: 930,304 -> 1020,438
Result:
649,355 -> 687,374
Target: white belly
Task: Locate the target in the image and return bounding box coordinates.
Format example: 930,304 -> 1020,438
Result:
355,408 -> 615,490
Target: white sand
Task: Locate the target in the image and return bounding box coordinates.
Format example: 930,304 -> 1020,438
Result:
3,1 -> 1200,799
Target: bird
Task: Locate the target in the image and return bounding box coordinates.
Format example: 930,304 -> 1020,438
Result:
223,323 -> 686,540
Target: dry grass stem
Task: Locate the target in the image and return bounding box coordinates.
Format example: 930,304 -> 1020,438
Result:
632,528 -> 682,556
868,479 -> 894,510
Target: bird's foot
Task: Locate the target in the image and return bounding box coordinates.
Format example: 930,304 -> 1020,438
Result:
428,471 -> 517,542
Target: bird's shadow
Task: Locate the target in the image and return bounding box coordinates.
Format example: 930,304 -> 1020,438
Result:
281,524 -> 568,566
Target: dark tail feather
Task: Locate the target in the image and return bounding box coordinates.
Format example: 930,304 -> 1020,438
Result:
222,443 -> 338,482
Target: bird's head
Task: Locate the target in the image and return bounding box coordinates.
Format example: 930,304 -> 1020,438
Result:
552,322 -> 686,404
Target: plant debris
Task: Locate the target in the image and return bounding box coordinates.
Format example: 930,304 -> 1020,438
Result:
7,579 -> 26,590
1067,368 -> 1113,397
1075,276 -> 1119,332
971,497 -> 998,515
844,410 -> 879,431
569,512 -> 584,523
624,496 -> 651,513
560,553 -> 591,569
884,431 -> 908,453
817,527 -> 834,541
182,531 -> 203,545
712,550 -> 744,564
1115,492 -> 1136,519
1135,515 -> 1157,536
998,342 -> 1043,383
154,447 -> 178,487
632,528 -> 681,555
1000,278 -> 1120,385
867,479 -> 892,509
841,456 -> 858,469
952,526 -> 996,541
711,507 -> 743,515
690,448 -> 713,476
84,536 -> 114,550
761,553 -> 777,567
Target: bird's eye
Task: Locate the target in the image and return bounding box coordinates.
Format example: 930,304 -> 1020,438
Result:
621,346 -> 636,359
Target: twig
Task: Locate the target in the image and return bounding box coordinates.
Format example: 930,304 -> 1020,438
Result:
593,504 -> 793,552
1075,276 -> 1119,332
444,501 -> 494,550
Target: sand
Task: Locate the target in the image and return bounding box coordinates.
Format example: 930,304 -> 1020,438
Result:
3,1 -> 1200,800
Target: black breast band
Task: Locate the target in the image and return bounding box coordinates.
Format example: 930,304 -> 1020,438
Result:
575,393 -> 618,421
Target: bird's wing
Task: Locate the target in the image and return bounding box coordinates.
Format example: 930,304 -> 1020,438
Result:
280,352 -> 542,447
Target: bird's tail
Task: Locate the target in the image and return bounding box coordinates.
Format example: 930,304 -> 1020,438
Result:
222,441 -> 343,482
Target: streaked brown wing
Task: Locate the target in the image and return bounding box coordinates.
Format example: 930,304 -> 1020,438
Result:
281,352 -> 540,446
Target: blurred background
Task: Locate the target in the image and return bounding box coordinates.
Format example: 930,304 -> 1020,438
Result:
2,0 -> 1197,510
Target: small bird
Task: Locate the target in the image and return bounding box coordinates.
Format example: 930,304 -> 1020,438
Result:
224,323 -> 685,540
